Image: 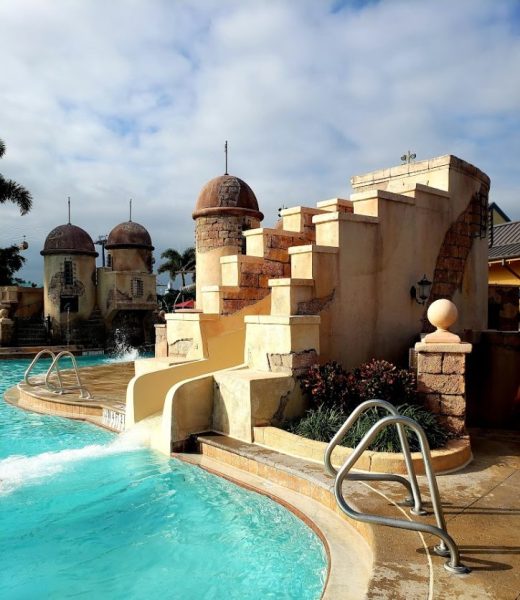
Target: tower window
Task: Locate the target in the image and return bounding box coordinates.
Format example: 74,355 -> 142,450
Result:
107,253 -> 112,268
132,278 -> 144,298
64,260 -> 74,285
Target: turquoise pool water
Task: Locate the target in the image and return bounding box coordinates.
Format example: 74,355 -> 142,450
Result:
0,357 -> 326,599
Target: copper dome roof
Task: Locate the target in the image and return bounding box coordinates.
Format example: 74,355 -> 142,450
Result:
41,223 -> 97,256
106,221 -> 154,250
192,175 -> 263,220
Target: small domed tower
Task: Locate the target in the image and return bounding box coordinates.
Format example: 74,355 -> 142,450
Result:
40,223 -> 98,337
105,220 -> 154,274
98,219 -> 156,347
192,174 -> 263,304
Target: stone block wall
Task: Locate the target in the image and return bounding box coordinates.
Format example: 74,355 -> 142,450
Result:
195,215 -> 259,253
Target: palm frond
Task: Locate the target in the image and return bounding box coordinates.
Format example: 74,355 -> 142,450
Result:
0,175 -> 33,214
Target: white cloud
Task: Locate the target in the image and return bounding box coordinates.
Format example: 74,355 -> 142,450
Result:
0,0 -> 519,284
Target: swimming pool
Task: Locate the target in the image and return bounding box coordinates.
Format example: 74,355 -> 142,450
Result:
0,357 -> 327,599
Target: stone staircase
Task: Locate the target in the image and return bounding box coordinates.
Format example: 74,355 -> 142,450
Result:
14,319 -> 48,346
200,218 -> 319,315
70,307 -> 106,348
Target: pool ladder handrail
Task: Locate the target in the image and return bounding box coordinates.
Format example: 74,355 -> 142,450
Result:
324,399 -> 470,574
24,349 -> 91,400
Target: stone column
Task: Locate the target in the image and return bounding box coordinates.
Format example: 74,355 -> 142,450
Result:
416,343 -> 472,435
415,299 -> 472,436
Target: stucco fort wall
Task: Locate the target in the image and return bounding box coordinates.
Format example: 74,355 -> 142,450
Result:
313,155 -> 489,369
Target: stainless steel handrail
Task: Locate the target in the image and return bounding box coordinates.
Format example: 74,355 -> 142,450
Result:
24,350 -> 62,389
45,351 -> 91,399
324,399 -> 425,514
325,410 -> 469,574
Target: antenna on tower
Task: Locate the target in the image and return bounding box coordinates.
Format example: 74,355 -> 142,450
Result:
67,197 -> 71,224
129,198 -> 132,222
224,140 -> 228,175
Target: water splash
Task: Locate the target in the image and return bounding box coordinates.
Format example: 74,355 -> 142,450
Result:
0,434 -> 143,496
110,328 -> 140,362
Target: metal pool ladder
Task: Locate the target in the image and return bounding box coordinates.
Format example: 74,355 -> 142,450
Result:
24,349 -> 91,400
324,399 -> 470,574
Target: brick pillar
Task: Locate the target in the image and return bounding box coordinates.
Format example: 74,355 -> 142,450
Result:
415,342 -> 472,436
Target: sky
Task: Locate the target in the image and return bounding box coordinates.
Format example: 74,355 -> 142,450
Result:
1,0 -> 519,286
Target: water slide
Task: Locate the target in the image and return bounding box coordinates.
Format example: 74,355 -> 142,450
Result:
125,301 -> 267,455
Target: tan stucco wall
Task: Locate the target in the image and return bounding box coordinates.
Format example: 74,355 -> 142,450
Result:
212,370 -> 306,442
195,246 -> 236,306
108,247 -> 152,273
97,269 -> 156,321
314,156 -> 489,369
0,286 -> 43,318
43,254 -> 96,326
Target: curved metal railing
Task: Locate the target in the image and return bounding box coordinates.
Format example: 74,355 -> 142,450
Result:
324,399 -> 425,515
24,349 -> 91,400
325,401 -> 469,574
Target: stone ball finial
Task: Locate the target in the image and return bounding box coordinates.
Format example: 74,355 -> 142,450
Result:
424,299 -> 461,344
0,308 -> 8,319
427,299 -> 458,331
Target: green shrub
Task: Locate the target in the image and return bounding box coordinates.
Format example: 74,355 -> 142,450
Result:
285,403 -> 449,453
287,405 -> 346,443
342,403 -> 449,452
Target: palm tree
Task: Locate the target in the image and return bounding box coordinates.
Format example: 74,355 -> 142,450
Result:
0,245 -> 26,285
0,138 -> 33,214
158,246 -> 195,288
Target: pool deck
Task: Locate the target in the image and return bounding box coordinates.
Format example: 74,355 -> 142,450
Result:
7,362 -> 132,431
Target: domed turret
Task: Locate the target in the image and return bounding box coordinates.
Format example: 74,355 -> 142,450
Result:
41,223 -> 97,256
106,221 -> 154,251
193,175 -> 263,220
193,174 -> 263,306
105,220 -> 154,273
40,222 -> 97,339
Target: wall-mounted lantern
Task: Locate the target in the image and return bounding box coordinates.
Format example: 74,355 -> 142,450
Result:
410,275 -> 432,305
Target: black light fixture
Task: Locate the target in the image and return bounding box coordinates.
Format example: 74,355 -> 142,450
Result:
410,275 -> 432,305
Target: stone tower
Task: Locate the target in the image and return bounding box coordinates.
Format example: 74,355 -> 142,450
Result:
40,223 -> 98,340
192,174 -> 263,306
105,220 -> 154,274
97,220 -> 156,347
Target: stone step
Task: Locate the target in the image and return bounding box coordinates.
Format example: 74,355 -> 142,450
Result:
288,245 -> 339,297
244,314 -> 320,372
268,278 -> 315,316
195,432 -> 333,491
243,227 -> 311,263
316,197 -> 354,213
220,254 -> 287,288
201,285 -> 270,315
279,206 -> 327,241
211,369 -> 303,442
